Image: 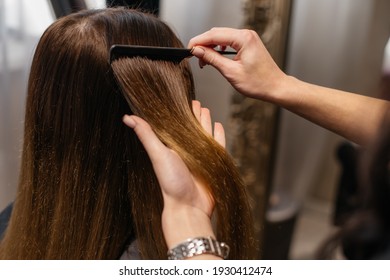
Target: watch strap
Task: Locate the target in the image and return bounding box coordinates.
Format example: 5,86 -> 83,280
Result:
167,236 -> 230,260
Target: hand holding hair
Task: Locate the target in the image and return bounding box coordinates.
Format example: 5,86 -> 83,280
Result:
123,102 -> 225,259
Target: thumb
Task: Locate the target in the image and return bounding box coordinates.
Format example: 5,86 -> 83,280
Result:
191,46 -> 233,73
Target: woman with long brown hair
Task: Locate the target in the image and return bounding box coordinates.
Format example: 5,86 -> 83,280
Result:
0,8 -> 255,259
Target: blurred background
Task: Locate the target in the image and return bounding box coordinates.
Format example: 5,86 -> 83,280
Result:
0,0 -> 389,259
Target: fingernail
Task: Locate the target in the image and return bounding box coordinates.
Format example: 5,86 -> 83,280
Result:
191,46 -> 205,57
123,115 -> 136,128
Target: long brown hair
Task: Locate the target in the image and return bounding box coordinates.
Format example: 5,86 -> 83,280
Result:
0,8 -> 254,259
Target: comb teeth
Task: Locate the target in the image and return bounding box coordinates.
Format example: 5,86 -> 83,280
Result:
109,45 -> 193,63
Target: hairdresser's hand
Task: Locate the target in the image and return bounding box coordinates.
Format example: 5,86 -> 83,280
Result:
188,27 -> 287,101
123,110 -> 224,216
123,110 -> 224,255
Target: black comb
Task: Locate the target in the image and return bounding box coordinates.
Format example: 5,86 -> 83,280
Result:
109,45 -> 237,63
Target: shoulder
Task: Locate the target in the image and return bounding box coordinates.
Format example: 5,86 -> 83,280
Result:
119,239 -> 141,260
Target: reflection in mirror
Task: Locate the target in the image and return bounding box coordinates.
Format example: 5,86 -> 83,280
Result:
282,0 -> 390,260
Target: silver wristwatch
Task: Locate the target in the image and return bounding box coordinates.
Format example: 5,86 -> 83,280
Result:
167,236 -> 230,260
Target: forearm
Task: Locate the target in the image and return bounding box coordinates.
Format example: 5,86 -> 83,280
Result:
270,76 -> 389,145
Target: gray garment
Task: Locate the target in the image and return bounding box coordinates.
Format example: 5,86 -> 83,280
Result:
0,203 -> 13,240
120,239 -> 141,260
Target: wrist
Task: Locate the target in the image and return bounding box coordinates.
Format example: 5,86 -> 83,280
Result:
162,205 -> 215,250
267,75 -> 302,107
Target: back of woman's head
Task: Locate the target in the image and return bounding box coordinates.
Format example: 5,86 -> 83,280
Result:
0,8 -> 254,259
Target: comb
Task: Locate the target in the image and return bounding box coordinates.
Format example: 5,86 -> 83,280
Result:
109,45 -> 237,63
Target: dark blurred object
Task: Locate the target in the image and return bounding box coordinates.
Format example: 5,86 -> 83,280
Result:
333,142 -> 360,226
0,203 -> 13,240
380,74 -> 390,100
320,111 -> 390,259
263,215 -> 297,259
49,0 -> 87,18
106,0 -> 160,15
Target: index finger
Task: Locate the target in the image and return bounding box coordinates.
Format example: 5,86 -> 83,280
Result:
188,27 -> 245,51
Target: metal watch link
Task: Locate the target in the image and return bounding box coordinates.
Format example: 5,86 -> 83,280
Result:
167,236 -> 230,260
